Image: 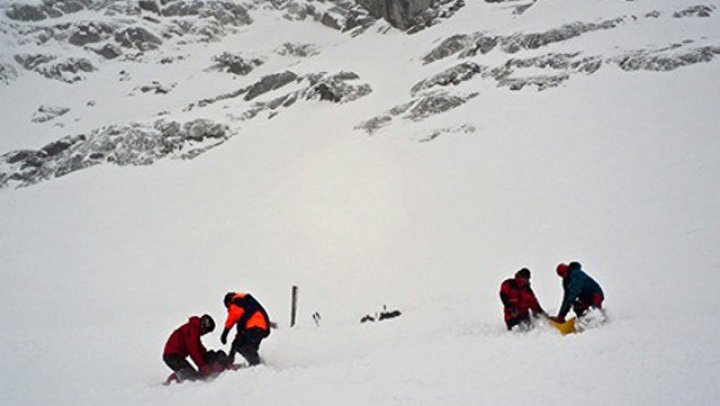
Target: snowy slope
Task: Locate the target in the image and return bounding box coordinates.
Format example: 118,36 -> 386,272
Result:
1,0 -> 719,404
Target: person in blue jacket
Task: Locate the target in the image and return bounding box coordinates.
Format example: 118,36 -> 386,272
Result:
551,261 -> 604,322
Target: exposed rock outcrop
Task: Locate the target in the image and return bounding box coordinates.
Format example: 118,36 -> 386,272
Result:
616,46 -> 720,71
68,21 -> 114,46
0,62 -> 18,85
14,54 -> 96,83
31,106 -> 71,123
357,0 -> 433,29
0,119 -> 231,189
275,42 -> 320,58
211,52 -> 264,75
134,81 -> 176,95
673,5 -> 715,18
187,70 -> 371,119
114,26 -> 162,51
356,91 -> 477,134
89,43 -> 123,59
411,62 -> 487,96
423,17 -> 625,64
356,0 -> 464,32
244,71 -> 299,101
240,71 -> 372,120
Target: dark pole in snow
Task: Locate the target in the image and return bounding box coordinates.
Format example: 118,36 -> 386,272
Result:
291,285 -> 298,328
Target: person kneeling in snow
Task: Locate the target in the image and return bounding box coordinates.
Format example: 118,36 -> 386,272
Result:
499,268 -> 547,330
163,314 -> 230,382
221,292 -> 271,366
551,261 -> 604,323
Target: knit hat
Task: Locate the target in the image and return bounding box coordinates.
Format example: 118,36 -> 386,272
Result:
515,268 -> 531,279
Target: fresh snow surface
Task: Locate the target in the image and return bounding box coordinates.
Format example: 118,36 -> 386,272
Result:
1,0 -> 719,405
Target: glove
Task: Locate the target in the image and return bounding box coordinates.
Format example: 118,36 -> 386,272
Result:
221,328 -> 229,345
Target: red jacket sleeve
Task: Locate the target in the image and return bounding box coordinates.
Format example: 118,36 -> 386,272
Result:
185,319 -> 208,369
527,288 -> 544,314
499,280 -> 516,308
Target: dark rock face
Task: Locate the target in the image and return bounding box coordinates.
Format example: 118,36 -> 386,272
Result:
14,54 -> 96,83
498,74 -> 570,91
6,4 -> 49,21
90,43 -> 123,60
412,62 -> 486,95
211,52 -> 264,75
0,119 -> 231,189
135,81 -> 176,95
187,70 -> 371,120
356,91 -> 477,134
244,71 -> 299,101
241,71 -> 372,120
139,0 -> 161,15
356,0 -> 464,31
114,27 -> 162,51
5,0 -> 253,56
5,0 -> 91,21
357,0 -> 433,29
411,10 -> 720,99
161,0 -> 252,25
68,22 -> 114,46
275,42 -> 320,58
0,63 -> 18,85
31,106 -> 71,123
406,91 -> 477,121
502,19 -> 624,54
616,46 -> 720,71
673,5 -> 715,18
257,0 -> 375,33
423,17 -> 625,64
422,34 -> 477,64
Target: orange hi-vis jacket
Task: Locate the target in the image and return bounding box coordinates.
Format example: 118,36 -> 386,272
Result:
224,292 -> 270,332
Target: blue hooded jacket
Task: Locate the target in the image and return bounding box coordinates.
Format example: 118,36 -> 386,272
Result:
559,264 -> 604,318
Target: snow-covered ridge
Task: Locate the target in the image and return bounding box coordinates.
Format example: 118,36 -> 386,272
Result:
1,0 -> 720,190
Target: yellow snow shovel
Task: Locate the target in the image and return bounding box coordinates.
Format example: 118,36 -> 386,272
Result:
549,317 -> 576,335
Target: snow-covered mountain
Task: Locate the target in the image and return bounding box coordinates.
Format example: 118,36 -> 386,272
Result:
1,0 -> 719,404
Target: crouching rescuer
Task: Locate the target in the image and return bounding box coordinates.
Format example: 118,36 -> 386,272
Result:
500,268 -> 547,330
163,314 -> 231,382
551,261 -> 604,323
221,292 -> 271,366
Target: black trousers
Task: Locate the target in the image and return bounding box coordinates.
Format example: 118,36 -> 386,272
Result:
505,313 -> 531,331
231,328 -> 268,366
163,354 -> 199,381
164,350 -> 231,381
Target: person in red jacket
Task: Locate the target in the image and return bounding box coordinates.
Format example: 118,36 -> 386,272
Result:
221,292 -> 271,366
163,314 -> 224,382
499,268 -> 547,330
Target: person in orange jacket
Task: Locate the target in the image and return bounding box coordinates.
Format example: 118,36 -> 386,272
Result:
221,292 -> 271,366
